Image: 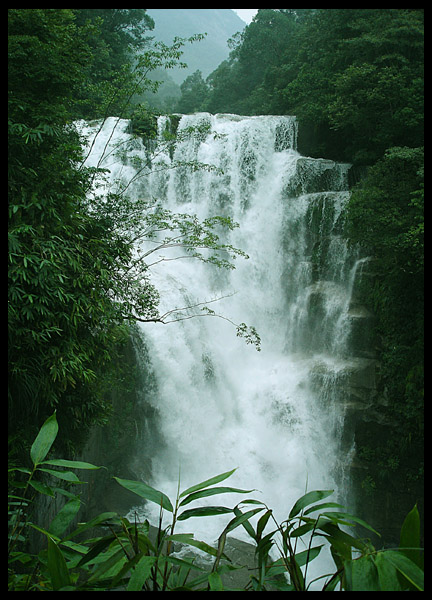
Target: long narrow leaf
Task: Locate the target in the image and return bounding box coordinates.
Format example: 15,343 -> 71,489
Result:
384,550 -> 424,591
29,523 -> 60,542
399,504 -> 422,568
47,536 -> 71,591
28,479 -> 55,497
225,507 -> 265,534
88,548 -> 126,583
317,521 -> 368,552
233,506 -> 255,540
177,506 -> 233,521
76,535 -> 117,568
303,502 -> 345,515
113,477 -> 173,512
208,571 -> 224,590
320,511 -> 380,536
30,412 -> 58,466
256,509 -> 273,541
293,545 -> 324,568
62,512 -> 119,542
373,552 -> 403,591
179,468 -> 237,498
179,485 -> 254,507
37,468 -> 84,484
166,533 -> 230,560
49,497 -> 81,538
40,458 -> 101,470
289,490 -> 334,519
345,555 -> 379,591
127,555 -> 157,591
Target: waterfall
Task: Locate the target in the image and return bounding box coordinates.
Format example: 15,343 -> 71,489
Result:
80,113 -> 366,574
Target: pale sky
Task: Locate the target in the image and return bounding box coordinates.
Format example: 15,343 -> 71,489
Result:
232,9 -> 258,24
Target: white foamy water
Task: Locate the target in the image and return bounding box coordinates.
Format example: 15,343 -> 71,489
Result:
81,113 -> 362,585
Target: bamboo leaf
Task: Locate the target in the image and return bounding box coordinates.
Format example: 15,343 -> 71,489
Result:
225,507 -> 265,534
290,521 -> 316,538
62,512 -> 119,542
383,550 -> 424,591
320,511 -> 380,536
292,545 -> 324,568
30,412 -> 58,465
47,536 -> 71,591
88,548 -> 126,583
177,506 -> 233,521
208,571 -> 224,591
37,468 -> 84,484
318,521 -> 368,552
179,468 -> 237,498
179,485 -> 254,507
166,533 -> 230,560
256,509 -> 273,541
399,504 -> 422,568
49,497 -> 81,538
176,538 -> 220,558
344,555 -> 379,591
28,479 -> 55,497
29,523 -> 60,541
289,490 -> 334,519
373,552 -> 402,591
303,502 -> 345,515
40,458 -> 101,470
76,536 -> 117,568
127,555 -> 157,591
113,477 -> 173,512
233,506 -> 256,540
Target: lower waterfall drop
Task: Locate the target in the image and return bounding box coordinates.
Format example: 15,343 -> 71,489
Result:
82,113 -> 364,582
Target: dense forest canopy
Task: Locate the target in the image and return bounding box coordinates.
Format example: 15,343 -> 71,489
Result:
9,8 -> 423,530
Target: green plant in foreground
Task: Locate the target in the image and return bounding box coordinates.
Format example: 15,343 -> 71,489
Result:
8,412 -> 424,591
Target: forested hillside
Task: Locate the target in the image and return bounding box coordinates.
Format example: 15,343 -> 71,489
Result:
135,9 -> 246,111
146,9 -> 245,83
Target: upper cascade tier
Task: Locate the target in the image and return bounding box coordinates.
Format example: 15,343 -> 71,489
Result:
78,113 -> 351,207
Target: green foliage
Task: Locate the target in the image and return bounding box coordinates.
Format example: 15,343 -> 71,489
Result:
182,9 -> 423,165
347,147 -> 424,440
8,414 -> 424,591
70,9 -> 155,119
177,70 -> 209,114
8,9 -> 260,453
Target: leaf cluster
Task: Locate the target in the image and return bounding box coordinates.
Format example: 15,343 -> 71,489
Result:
8,413 -> 424,591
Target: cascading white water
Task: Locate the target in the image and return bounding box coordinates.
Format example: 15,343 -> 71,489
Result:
81,113 -> 364,580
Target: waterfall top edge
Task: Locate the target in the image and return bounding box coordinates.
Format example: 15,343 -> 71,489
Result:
171,111 -> 297,120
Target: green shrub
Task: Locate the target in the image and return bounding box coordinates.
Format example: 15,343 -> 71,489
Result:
8,412 -> 424,591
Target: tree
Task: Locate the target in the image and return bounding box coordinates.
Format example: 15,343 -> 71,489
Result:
203,9 -> 298,116
8,9 -> 258,452
202,9 -> 424,164
177,70 -> 208,113
71,9 -> 155,118
73,9 -> 154,69
9,9 -> 112,442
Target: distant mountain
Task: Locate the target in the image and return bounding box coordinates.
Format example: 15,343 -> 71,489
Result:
146,9 -> 246,84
